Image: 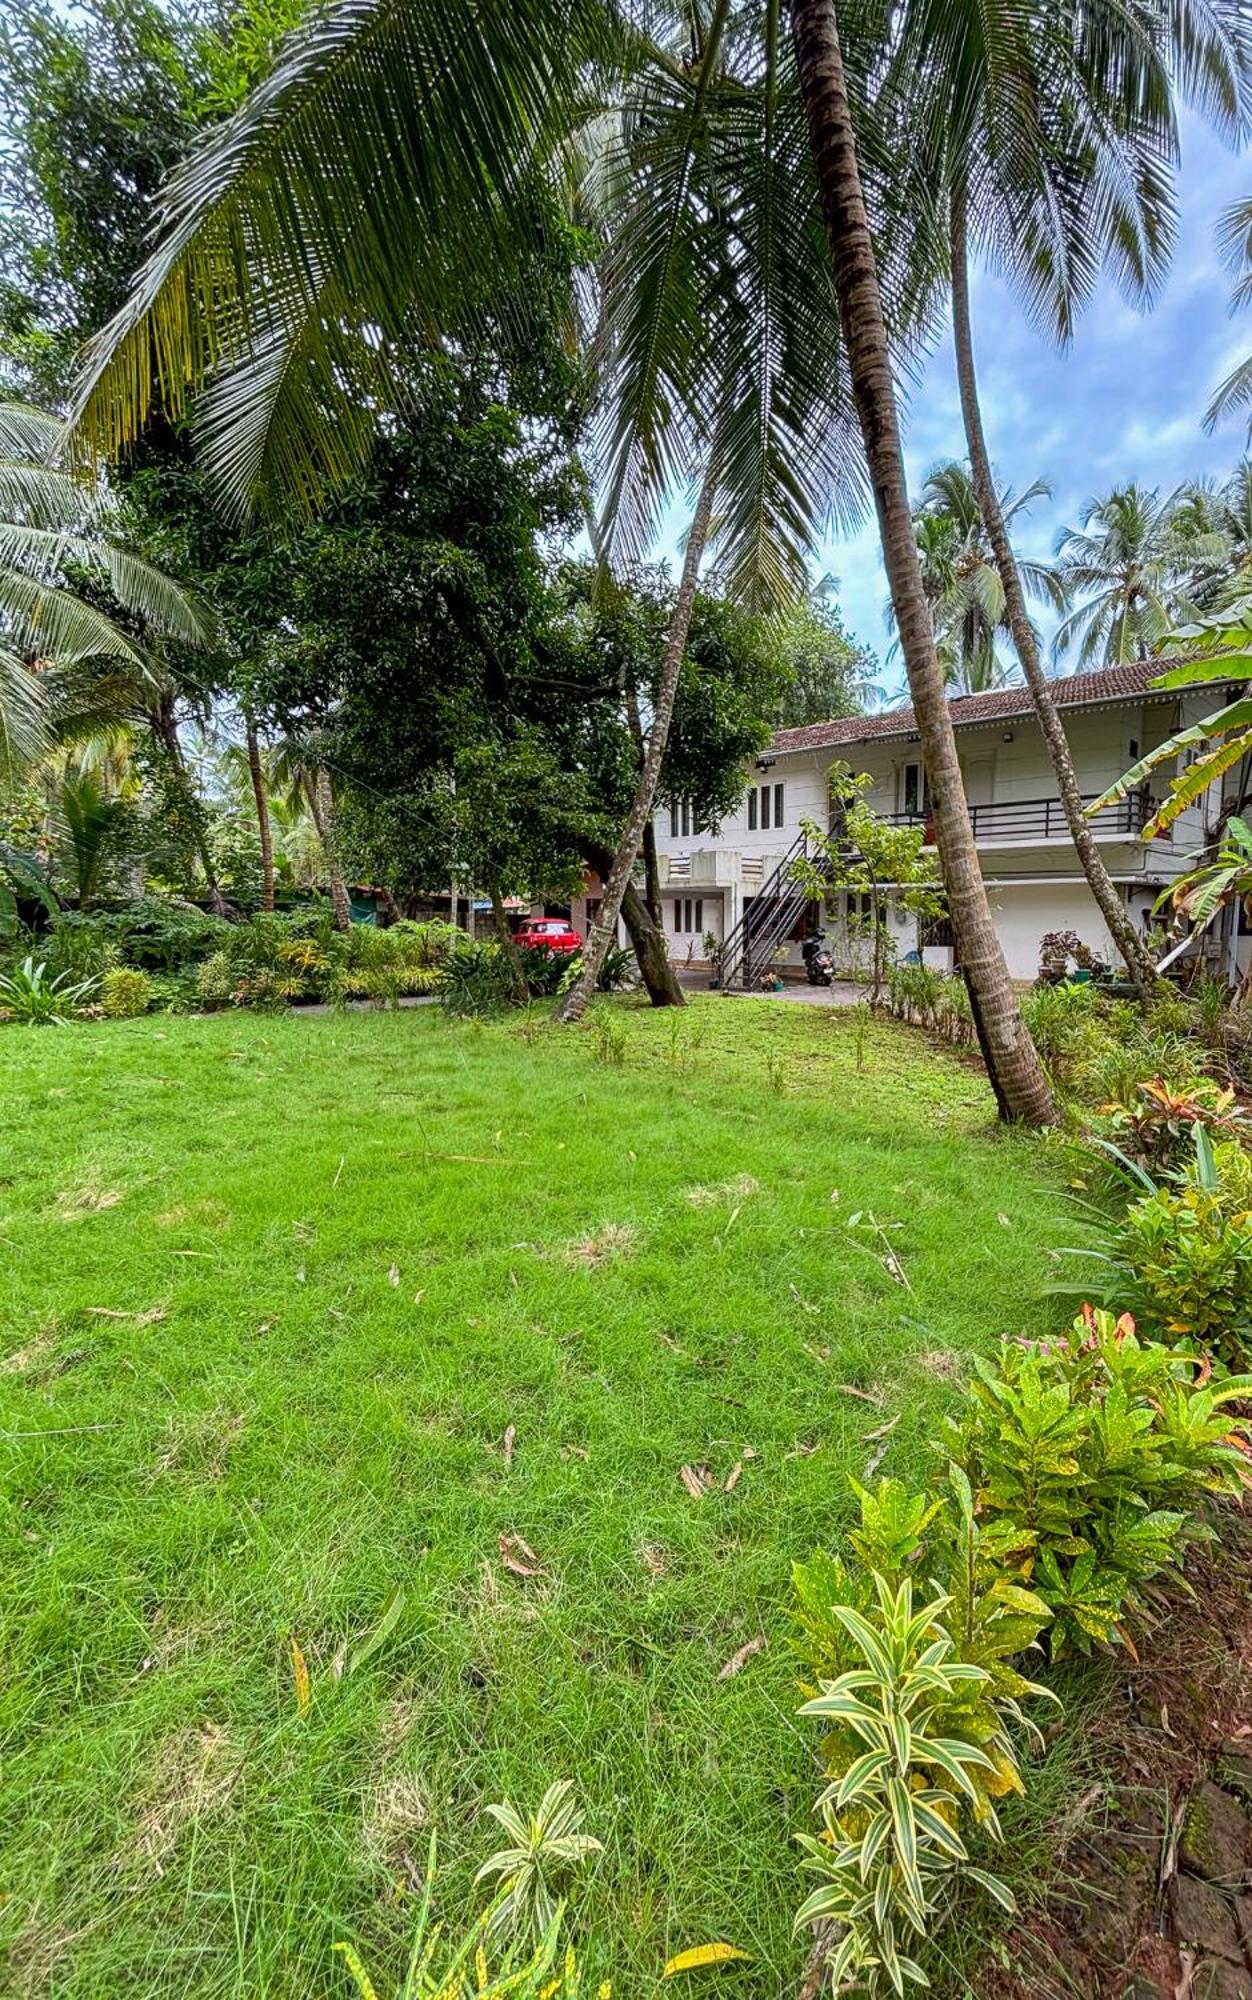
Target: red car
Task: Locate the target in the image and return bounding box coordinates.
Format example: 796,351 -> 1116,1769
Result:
515,916 -> 583,953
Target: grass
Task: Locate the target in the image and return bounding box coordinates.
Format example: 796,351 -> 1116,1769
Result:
0,996 -> 1066,1998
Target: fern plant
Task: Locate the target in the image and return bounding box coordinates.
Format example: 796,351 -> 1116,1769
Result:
795,1578 -> 1022,1995
473,1782 -> 602,1941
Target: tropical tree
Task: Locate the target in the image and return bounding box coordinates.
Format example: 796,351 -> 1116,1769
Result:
771,575 -> 880,725
1052,485 -> 1222,668
0,400 -> 213,786
788,0 -> 1053,1118
66,0 -> 1059,1118
900,0 -> 1252,1002
905,462 -> 1055,694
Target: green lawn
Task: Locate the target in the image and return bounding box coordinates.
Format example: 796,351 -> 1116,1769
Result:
0,998 -> 1064,1998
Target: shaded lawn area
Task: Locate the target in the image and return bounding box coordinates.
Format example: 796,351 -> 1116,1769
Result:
0,997 -> 1064,1997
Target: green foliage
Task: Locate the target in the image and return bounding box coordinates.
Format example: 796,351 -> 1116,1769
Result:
886,964 -> 975,1048
795,1577 -> 1024,1995
943,1308 -> 1252,1657
0,954 -> 98,1024
474,1782 -> 602,1942
0,839 -> 58,935
49,898 -> 233,972
1102,1076 -> 1250,1168
1109,1178 -> 1252,1362
1018,982 -> 1106,1094
587,1005 -> 627,1068
194,948 -> 237,1012
100,966 -> 152,1019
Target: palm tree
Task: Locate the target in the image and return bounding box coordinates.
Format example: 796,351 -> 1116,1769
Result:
788,0 -> 1054,1119
556,0 -> 871,1019
0,401 -> 213,783
900,0 -> 1252,1001
906,462 -> 1057,694
1052,485 -> 1213,666
67,0 -> 1057,1119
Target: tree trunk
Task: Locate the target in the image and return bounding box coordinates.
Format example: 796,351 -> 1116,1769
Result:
625,683 -> 665,925
555,458 -> 717,1024
307,768 -> 351,931
789,0 -> 1053,1123
583,837 -> 686,1008
949,184 -> 1155,1004
245,715 -> 275,913
488,878 -> 529,1002
150,693 -> 229,917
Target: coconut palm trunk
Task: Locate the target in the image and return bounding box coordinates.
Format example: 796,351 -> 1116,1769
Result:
949,184 -> 1155,1003
307,767 -> 352,931
555,458 -> 720,1024
245,715 -> 275,913
789,0 -> 1053,1123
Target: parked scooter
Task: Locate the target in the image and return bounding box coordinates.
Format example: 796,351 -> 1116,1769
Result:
801,932 -> 834,987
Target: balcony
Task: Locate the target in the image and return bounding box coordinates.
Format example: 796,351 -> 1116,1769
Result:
658,849 -> 736,887
881,792 -> 1156,844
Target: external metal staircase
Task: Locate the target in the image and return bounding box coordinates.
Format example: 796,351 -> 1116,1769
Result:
719,830 -> 814,991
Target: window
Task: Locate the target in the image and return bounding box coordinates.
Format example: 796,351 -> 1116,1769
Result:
681,798 -> 691,837
695,899 -> 703,935
902,761 -> 928,816
760,784 -> 771,830
672,901 -> 682,934
669,802 -> 679,838
748,788 -> 758,831
672,898 -> 705,936
774,782 -> 785,828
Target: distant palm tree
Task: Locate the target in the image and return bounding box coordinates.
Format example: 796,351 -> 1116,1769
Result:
1172,461 -> 1252,607
1052,485 -> 1223,666
906,463 -> 1055,694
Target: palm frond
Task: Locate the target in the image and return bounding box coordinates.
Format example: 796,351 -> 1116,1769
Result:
69,0 -> 611,493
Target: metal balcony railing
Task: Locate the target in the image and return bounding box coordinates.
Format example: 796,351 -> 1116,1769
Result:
881,792 -> 1156,842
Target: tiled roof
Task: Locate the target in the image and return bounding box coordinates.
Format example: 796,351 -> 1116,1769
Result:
769,658 -> 1209,755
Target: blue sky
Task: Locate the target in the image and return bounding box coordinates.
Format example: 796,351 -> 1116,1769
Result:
802,112 -> 1252,698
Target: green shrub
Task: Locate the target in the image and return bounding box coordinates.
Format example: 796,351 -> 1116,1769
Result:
194,950 -> 238,1011
1019,982 -> 1104,1093
50,898 -> 232,971
0,956 -> 99,1025
1113,1183 -> 1252,1361
100,967 -> 152,1018
1101,1076 -> 1250,1168
40,918 -> 119,982
942,1307 -> 1252,1656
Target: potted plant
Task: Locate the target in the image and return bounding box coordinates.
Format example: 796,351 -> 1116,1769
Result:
703,930 -> 723,988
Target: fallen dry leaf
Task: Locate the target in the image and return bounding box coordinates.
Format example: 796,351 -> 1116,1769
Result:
861,1414 -> 900,1443
387,1264 -> 400,1287
717,1635 -> 767,1681
502,1424 -> 516,1467
785,1441 -> 821,1460
680,1463 -> 714,1501
724,1461 -> 743,1494
498,1532 -> 546,1579
835,1382 -> 886,1407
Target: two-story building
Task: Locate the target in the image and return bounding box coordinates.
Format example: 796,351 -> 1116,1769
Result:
571,661 -> 1234,984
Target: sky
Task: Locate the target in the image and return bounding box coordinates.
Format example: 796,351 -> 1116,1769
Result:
741,111 -> 1252,700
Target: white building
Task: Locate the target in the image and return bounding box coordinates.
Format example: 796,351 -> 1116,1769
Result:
572,662 -> 1236,984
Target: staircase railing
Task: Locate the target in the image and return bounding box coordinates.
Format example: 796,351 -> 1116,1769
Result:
720,830 -> 812,990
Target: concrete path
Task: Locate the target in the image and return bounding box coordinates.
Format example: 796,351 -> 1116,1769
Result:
679,974 -> 868,1007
